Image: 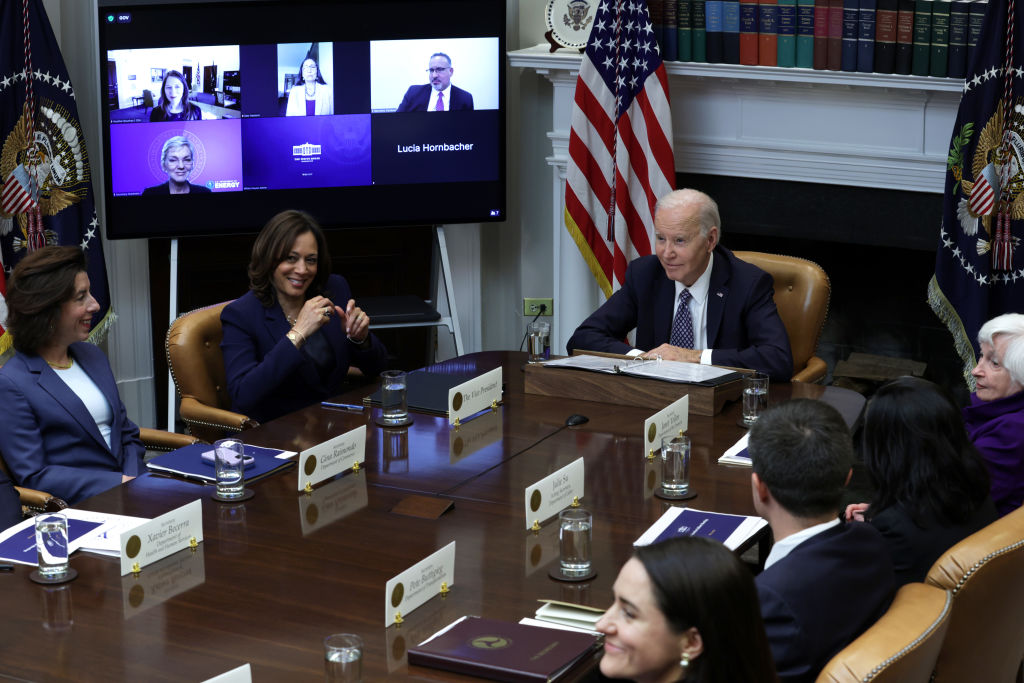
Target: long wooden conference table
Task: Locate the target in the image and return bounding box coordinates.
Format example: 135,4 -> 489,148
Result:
0,352 -> 864,682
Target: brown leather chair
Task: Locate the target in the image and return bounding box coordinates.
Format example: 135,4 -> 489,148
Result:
733,251 -> 830,383
816,583 -> 952,683
925,505 -> 1024,683
166,302 -> 258,442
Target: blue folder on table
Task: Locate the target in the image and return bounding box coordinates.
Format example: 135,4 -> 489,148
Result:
147,443 -> 294,484
0,519 -> 103,565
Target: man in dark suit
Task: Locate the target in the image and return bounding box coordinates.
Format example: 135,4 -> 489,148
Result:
749,400 -> 896,683
396,52 -> 474,112
566,189 -> 793,380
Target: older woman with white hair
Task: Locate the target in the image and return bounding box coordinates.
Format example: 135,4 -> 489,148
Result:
962,312 -> 1024,516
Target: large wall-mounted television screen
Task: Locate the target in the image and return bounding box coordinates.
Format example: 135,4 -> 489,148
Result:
97,0 -> 506,239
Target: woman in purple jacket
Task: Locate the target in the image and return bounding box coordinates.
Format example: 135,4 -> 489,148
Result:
962,313 -> 1024,516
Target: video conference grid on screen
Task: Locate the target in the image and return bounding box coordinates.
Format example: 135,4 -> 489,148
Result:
106,39 -> 500,197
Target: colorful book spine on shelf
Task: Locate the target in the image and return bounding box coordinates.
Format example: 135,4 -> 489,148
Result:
665,0 -> 680,60
858,0 -> 876,71
723,0 -> 742,62
693,0 -> 709,60
874,0 -> 898,72
706,0 -> 725,61
814,0 -> 830,67
651,0 -> 667,50
759,0 -> 780,65
778,0 -> 798,66
679,0 -> 694,60
828,0 -> 845,69
797,0 -> 816,67
929,0 -> 951,76
912,0 -> 933,75
967,0 -> 987,70
947,0 -> 970,77
895,0 -> 915,73
842,0 -> 860,70
740,0 -> 761,63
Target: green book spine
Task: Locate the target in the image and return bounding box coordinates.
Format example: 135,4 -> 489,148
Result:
693,0 -> 709,61
911,0 -> 932,75
929,0 -> 951,76
777,0 -> 798,66
797,0 -> 816,67
679,0 -> 694,60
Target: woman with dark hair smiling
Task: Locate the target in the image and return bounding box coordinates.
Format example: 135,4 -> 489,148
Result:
149,69 -> 202,122
596,536 -> 777,683
845,376 -> 996,585
220,210 -> 386,422
0,246 -> 144,505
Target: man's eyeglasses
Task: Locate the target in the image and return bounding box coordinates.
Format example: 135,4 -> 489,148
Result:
426,67 -> 451,74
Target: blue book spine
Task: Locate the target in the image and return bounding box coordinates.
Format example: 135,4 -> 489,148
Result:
723,0 -> 742,62
858,0 -> 876,71
706,0 -> 725,62
842,0 -> 860,70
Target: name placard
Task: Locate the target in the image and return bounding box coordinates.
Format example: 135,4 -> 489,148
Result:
299,472 -> 369,535
121,545 -> 206,618
448,367 -> 502,425
643,395 -> 689,458
523,457 -> 585,530
119,499 -> 204,576
297,425 -> 366,491
384,541 -> 455,627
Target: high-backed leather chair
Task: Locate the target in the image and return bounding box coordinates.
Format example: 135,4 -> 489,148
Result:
166,302 -> 258,442
925,506 -> 1024,683
733,251 -> 830,383
816,583 -> 952,683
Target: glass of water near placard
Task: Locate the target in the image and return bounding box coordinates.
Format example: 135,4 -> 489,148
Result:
213,439 -> 248,501
377,370 -> 411,427
324,633 -> 363,682
657,435 -> 695,501
742,373 -> 769,427
553,508 -> 595,581
35,513 -> 69,579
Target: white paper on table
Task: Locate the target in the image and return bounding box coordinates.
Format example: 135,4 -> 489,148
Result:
718,433 -> 752,466
65,508 -> 149,557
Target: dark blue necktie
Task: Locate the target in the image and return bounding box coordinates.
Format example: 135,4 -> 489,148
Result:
670,289 -> 694,349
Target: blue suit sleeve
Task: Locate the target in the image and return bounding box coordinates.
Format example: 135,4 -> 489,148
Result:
396,86 -> 418,112
0,373 -> 123,504
757,579 -> 813,682
0,469 -> 21,531
709,269 -> 793,381
566,265 -> 642,355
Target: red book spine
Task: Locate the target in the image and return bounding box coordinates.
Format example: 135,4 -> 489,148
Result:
740,0 -> 760,63
814,0 -> 830,67
758,0 -> 779,65
827,0 -> 844,69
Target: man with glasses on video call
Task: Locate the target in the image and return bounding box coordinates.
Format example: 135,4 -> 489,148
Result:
396,52 -> 474,112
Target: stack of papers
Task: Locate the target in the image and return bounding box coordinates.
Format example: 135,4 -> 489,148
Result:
634,507 -> 767,551
718,433 -> 752,466
518,600 -> 604,634
542,355 -> 740,385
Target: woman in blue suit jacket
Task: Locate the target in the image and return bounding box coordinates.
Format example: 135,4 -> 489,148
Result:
221,210 -> 387,423
0,247 -> 144,505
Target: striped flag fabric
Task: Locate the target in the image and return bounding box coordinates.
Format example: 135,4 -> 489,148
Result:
564,0 -> 676,299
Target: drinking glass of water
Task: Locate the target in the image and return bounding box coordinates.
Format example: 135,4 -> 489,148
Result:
213,438 -> 246,499
558,508 -> 593,577
660,435 -> 691,497
379,370 -> 408,426
742,372 -> 769,426
35,513 -> 69,579
324,633 -> 363,682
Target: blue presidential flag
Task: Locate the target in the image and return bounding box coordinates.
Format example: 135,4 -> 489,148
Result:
0,0 -> 112,355
929,0 -> 1024,387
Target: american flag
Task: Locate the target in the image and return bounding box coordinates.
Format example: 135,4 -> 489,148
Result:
564,0 -> 676,299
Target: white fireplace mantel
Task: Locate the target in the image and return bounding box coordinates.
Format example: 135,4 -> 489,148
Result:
508,44 -> 963,352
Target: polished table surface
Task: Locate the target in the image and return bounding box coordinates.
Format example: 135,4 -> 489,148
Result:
0,352 -> 864,682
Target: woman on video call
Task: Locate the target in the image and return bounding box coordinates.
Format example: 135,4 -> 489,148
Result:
141,136 -> 210,195
149,69 -> 202,122
285,57 -> 333,116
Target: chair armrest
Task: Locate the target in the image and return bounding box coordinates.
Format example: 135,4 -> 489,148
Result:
16,486 -> 68,513
139,427 -> 203,451
178,397 -> 259,432
791,356 -> 827,384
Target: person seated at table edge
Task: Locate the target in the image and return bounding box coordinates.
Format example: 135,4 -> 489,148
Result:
597,535 -> 778,683
0,469 -> 21,531
844,376 -> 996,587
749,399 -> 895,683
566,189 -> 793,381
0,246 -> 143,505
221,209 -> 387,423
962,312 -> 1024,516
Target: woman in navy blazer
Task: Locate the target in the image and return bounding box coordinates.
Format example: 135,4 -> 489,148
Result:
220,210 -> 387,423
0,247 -> 145,505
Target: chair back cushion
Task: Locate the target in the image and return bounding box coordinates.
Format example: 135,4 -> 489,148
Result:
925,505 -> 1024,682
816,583 -> 951,683
733,251 -> 830,375
166,302 -> 232,414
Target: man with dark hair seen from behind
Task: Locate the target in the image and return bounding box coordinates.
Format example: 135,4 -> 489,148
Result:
396,52 -> 474,112
749,399 -> 895,683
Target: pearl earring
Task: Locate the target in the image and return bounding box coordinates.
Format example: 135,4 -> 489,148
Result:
680,652 -> 690,668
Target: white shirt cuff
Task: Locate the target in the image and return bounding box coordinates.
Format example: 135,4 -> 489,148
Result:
627,349 -> 644,357
700,349 -> 713,365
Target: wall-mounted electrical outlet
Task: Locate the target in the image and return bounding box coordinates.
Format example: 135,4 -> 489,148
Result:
523,297 -> 553,316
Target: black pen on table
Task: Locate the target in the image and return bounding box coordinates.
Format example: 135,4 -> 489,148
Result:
321,401 -> 365,413
0,563 -> 14,572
